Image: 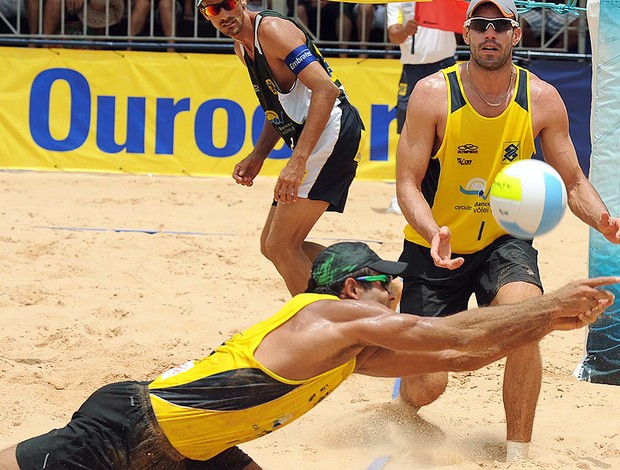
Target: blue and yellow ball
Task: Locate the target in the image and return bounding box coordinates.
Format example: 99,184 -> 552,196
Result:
490,159 -> 567,239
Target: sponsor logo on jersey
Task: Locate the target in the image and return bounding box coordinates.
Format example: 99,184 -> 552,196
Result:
458,177 -> 491,213
459,177 -> 490,200
265,79 -> 278,95
160,360 -> 196,380
265,110 -> 296,137
457,143 -> 478,154
265,110 -> 281,124
502,141 -> 520,163
287,49 -> 314,73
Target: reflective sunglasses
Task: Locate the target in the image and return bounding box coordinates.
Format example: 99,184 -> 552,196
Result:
464,17 -> 520,33
197,0 -> 238,18
355,274 -> 393,292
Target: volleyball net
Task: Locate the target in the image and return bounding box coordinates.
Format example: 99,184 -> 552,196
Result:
574,0 -> 620,386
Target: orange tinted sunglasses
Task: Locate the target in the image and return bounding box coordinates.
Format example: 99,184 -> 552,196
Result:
198,0 -> 238,17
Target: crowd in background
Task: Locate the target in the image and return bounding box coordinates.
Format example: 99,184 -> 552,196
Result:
0,0 -> 586,55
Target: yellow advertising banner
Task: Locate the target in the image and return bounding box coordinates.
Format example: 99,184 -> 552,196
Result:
0,47 -> 402,181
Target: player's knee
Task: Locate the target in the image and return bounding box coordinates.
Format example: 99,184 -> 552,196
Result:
261,235 -> 279,263
261,230 -> 281,260
261,235 -> 294,265
399,374 -> 448,407
259,236 -> 270,260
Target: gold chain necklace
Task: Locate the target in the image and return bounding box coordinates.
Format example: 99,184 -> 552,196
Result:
466,61 -> 514,108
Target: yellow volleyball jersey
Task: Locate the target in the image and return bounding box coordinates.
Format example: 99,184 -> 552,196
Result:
404,64 -> 536,254
148,293 -> 355,460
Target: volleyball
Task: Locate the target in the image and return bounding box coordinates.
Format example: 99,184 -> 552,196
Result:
490,159 -> 567,239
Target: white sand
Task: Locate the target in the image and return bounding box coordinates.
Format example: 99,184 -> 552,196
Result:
1,171 -> 619,469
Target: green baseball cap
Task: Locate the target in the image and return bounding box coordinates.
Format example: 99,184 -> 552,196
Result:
311,242 -> 408,287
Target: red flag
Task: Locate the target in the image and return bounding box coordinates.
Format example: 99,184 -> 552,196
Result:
415,0 -> 469,34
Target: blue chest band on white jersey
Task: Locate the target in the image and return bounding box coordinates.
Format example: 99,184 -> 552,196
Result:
285,45 -> 317,75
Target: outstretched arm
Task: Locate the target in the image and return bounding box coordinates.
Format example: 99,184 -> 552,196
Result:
353,277 -> 618,377
396,75 -> 464,269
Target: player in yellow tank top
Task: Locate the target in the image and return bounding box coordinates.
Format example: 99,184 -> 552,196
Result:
395,0 -> 620,462
404,63 -> 536,254
148,292 -> 356,461
4,242 -> 616,469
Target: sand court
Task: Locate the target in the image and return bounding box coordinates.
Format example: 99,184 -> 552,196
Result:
1,171 -> 619,469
